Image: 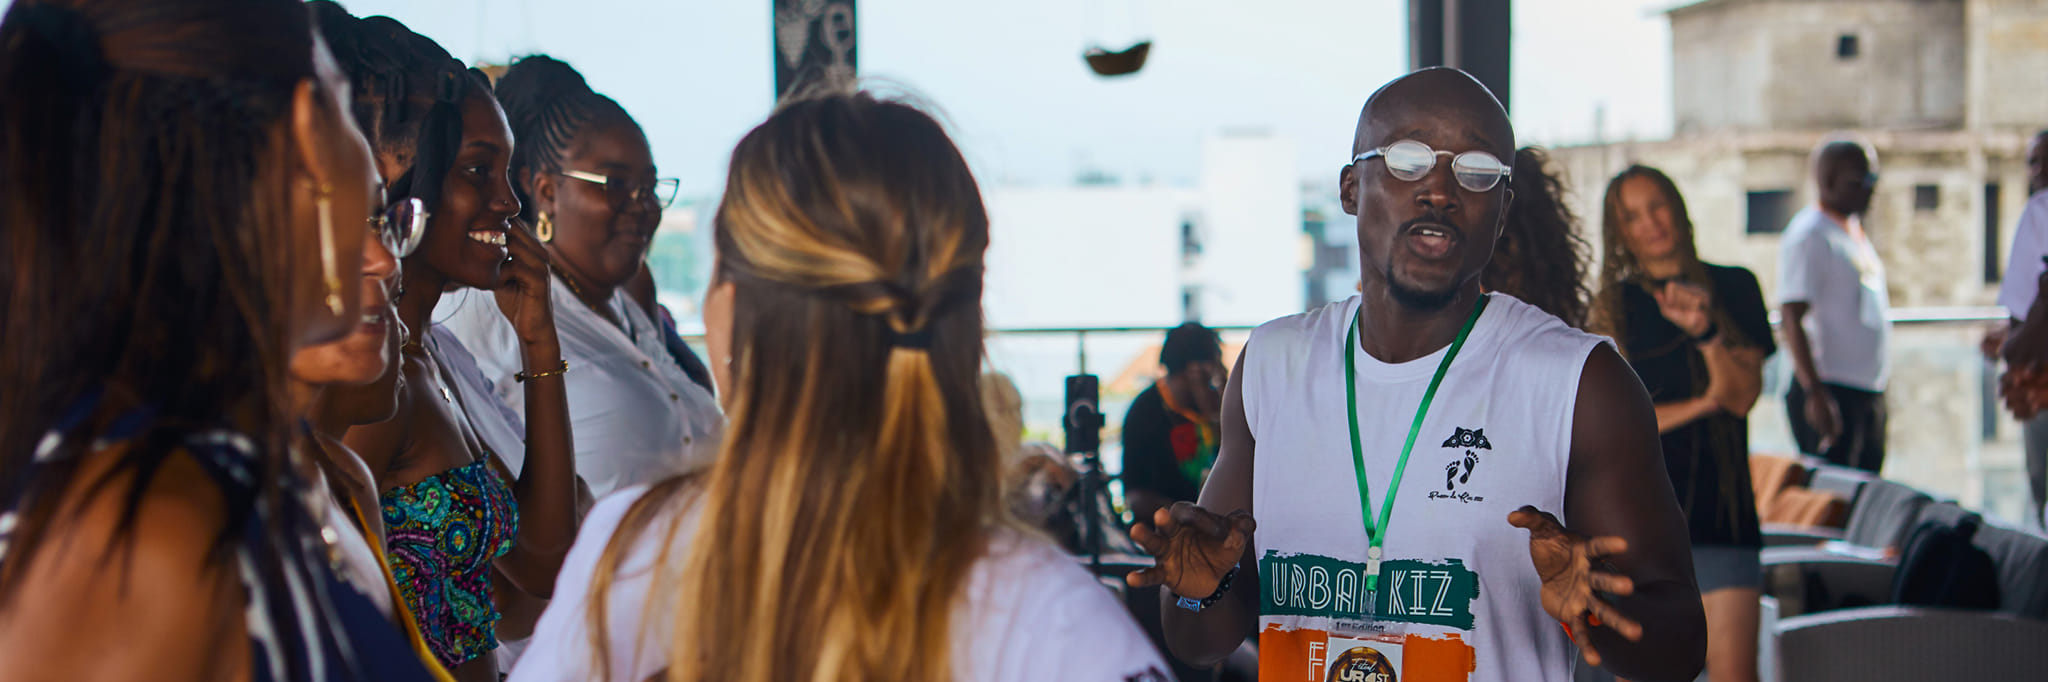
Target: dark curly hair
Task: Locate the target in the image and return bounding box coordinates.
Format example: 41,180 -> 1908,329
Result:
1484,146 -> 1592,328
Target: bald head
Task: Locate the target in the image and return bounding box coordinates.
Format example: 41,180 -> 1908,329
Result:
1813,141 -> 1871,178
1353,67 -> 1514,159
1813,140 -> 1876,217
1338,68 -> 1518,313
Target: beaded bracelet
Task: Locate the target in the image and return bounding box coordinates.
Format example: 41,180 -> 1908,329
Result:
1173,563 -> 1240,612
516,359 -> 569,383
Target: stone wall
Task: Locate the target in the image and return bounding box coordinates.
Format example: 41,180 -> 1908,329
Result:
1547,130 -> 2033,310
1967,0 -> 2048,131
1671,0 -> 1966,134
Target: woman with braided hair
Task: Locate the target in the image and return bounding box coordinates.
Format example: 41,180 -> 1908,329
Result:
1589,165 -> 1773,682
309,5 -> 582,680
439,54 -> 721,498
506,90 -> 1169,682
0,0 -> 434,680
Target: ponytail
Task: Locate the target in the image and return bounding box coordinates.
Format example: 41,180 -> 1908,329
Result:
583,90 -> 999,682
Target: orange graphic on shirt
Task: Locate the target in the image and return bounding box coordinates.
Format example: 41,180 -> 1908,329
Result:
1260,624 -> 1477,682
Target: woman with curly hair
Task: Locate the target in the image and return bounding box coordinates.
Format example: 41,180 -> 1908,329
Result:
1482,146 -> 1593,328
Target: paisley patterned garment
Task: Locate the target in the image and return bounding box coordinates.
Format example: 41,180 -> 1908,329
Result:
382,458 -> 518,668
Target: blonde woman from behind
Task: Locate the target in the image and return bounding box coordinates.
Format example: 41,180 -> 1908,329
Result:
508,89 -> 1172,682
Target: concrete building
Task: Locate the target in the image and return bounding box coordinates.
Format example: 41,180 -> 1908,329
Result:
1549,0 -> 2048,521
978,131 -> 1307,446
982,130 -> 1305,330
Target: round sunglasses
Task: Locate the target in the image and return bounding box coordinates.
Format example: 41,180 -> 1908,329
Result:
1353,139 -> 1512,192
372,197 -> 429,259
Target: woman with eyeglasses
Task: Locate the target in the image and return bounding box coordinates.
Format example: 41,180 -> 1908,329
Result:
0,1 -> 435,679
440,55 -> 722,498
311,7 -> 583,681
1589,166 -> 1773,682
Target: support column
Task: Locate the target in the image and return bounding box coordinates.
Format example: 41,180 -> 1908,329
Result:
1409,0 -> 1512,112
773,0 -> 857,101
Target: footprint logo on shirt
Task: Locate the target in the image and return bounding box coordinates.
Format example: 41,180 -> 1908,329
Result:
1444,452 -> 1477,491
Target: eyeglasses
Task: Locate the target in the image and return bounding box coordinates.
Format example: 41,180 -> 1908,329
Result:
1353,140 -> 1512,192
372,197 -> 429,259
560,169 -> 681,209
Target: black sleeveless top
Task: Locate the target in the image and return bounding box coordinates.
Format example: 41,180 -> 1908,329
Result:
0,400 -> 434,682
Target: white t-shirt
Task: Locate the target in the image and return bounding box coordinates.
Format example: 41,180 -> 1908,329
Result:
1999,191 -> 2048,322
507,486 -> 1174,682
1776,206 -> 1892,392
436,278 -> 723,497
1242,294 -> 1603,682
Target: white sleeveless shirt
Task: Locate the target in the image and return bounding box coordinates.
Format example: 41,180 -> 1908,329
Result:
1243,293 -> 1604,682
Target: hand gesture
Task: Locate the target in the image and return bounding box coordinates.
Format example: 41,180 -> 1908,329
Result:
1508,506 -> 1642,668
1126,502 -> 1256,601
2001,365 -> 2048,419
1803,388 -> 1842,452
2004,322 -> 2048,372
492,218 -> 559,349
1651,281 -> 1713,338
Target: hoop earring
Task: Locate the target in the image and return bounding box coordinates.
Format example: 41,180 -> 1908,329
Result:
535,211 -> 554,243
316,183 -> 343,316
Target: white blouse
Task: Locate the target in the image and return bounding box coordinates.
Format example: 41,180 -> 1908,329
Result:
435,277 -> 723,497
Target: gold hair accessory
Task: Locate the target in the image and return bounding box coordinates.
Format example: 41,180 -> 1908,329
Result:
535,211 -> 554,243
315,182 -> 343,316
515,359 -> 570,382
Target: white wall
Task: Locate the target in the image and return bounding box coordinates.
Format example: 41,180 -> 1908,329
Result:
982,186 -> 1195,329
1195,132 -> 1307,325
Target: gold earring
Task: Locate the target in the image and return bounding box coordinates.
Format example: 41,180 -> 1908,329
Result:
315,183 -> 343,316
535,211 -> 554,242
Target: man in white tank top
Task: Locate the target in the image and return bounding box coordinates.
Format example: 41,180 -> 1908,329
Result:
1126,68 -> 1706,682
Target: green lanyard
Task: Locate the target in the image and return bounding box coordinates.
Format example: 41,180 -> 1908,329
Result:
1345,295 -> 1488,591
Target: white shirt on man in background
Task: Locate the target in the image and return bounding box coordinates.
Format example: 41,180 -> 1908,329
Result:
436,275 -> 723,497
1999,192 -> 2048,322
1777,206 -> 1893,392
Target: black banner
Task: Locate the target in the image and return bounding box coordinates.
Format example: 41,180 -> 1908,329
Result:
773,0 -> 857,101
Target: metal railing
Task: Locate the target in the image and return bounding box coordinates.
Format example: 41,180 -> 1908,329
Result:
682,306 -> 2034,525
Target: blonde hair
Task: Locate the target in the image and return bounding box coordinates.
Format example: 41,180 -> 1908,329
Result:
585,89 -> 1003,682
981,372 -> 1025,466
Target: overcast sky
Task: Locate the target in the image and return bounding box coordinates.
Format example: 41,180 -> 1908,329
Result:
8,0 -> 1675,195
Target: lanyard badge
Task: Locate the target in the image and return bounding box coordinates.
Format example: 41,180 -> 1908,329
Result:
1344,296 -> 1487,591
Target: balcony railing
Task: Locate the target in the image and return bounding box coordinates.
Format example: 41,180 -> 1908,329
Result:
982,306 -> 2033,528
679,306 -> 2033,527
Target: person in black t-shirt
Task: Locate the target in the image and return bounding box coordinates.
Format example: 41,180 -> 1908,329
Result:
1121,322 -> 1227,524
1591,166 -> 1774,682
1120,322 -> 1230,682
